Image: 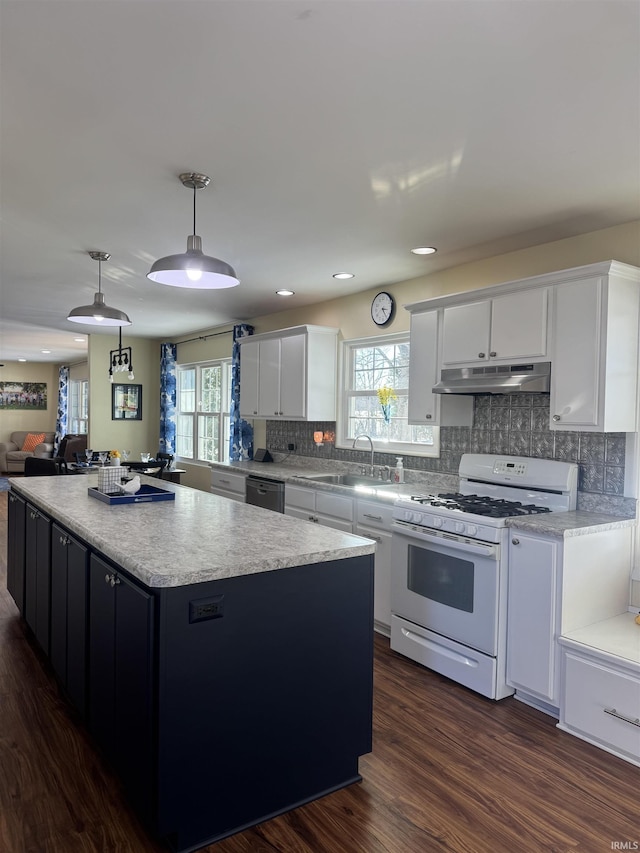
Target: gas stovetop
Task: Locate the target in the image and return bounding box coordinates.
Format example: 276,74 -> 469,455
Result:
392,453 -> 579,542
409,492 -> 552,519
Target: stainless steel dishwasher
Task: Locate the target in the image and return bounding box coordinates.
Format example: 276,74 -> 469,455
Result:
245,474 -> 285,513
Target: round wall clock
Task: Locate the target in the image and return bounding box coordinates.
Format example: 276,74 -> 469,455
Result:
371,291 -> 395,326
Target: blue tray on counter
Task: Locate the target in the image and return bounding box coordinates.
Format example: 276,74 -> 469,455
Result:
88,484 -> 176,505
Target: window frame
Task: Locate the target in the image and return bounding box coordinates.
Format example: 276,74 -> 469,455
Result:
176,358 -> 233,465
69,378 -> 89,435
336,332 -> 439,458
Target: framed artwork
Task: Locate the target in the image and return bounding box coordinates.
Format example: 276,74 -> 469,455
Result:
0,381 -> 47,410
112,383 -> 142,420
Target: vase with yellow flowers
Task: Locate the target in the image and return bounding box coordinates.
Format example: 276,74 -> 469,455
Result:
376,385 -> 397,438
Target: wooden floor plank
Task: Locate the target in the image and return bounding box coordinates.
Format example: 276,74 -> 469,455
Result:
0,491 -> 638,852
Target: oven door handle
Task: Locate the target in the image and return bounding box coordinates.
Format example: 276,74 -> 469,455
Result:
392,522 -> 499,559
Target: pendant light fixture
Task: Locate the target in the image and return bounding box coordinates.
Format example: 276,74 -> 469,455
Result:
67,252 -> 131,326
109,326 -> 135,383
147,172 -> 239,289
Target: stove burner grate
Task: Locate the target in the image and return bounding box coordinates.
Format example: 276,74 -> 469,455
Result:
409,492 -> 551,518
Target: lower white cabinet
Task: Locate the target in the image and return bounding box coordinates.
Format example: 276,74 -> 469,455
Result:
210,469 -> 246,502
355,499 -> 394,636
285,485 -> 354,532
558,614 -> 640,767
507,526 -> 633,714
507,532 -> 559,707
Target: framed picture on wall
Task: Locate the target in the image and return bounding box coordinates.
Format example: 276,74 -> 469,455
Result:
112,383 -> 142,420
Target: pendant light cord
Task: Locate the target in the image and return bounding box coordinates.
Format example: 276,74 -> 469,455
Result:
98,257 -> 103,294
192,183 -> 197,237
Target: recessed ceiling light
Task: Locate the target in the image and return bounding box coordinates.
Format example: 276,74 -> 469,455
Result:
333,272 -> 354,280
411,246 -> 437,255
74,337 -> 86,342
41,350 -> 51,354
18,358 -> 27,362
276,289 -> 295,296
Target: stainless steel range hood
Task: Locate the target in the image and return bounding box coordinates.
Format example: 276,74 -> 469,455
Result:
432,362 -> 551,395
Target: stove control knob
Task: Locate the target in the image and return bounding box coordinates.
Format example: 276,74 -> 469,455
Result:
467,524 -> 477,537
432,516 -> 443,528
413,511 -> 423,524
455,521 -> 465,534
403,510 -> 413,522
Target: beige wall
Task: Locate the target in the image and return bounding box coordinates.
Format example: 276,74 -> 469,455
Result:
87,334 -> 161,458
0,361 -> 59,441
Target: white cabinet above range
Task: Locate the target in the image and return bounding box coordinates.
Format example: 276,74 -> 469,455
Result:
406,260 -> 640,433
441,288 -> 549,367
239,325 -> 338,421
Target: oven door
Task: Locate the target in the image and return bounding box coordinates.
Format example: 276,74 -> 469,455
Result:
391,521 -> 500,655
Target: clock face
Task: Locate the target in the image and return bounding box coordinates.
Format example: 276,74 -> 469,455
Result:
371,291 -> 395,326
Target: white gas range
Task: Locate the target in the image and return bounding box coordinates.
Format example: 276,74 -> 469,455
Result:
390,454 -> 578,700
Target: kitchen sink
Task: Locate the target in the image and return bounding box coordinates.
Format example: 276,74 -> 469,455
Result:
300,473 -> 392,488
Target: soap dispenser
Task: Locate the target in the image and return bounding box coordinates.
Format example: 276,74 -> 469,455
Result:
393,457 -> 404,484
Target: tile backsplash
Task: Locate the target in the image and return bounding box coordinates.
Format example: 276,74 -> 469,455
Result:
266,393 -> 629,502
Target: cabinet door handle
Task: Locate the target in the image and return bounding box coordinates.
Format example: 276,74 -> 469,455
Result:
604,707 -> 640,727
105,573 -> 111,584
219,478 -> 230,484
110,575 -> 121,587
425,414 -> 432,420
511,538 -> 520,545
478,352 -> 486,358
552,414 -> 561,422
489,351 -> 497,357
363,513 -> 383,522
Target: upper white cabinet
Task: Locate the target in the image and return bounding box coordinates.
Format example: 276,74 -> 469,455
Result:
407,309 -> 473,427
550,265 -> 640,432
239,325 -> 338,420
441,288 -> 548,367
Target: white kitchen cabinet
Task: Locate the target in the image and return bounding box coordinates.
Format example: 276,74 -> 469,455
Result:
407,309 -> 473,427
507,532 -> 559,707
285,484 -> 354,532
558,614 -> 640,767
355,499 -> 394,636
239,325 -> 338,420
549,265 -> 640,432
507,525 -> 633,715
441,288 -> 548,367
210,469 -> 246,502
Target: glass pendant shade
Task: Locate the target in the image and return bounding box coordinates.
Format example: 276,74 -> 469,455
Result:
147,172 -> 239,290
67,252 -> 131,326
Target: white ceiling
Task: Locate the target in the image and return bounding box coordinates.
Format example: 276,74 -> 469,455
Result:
1,0 -> 639,365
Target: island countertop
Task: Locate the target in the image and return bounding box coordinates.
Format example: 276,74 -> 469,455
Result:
9,475 -> 375,588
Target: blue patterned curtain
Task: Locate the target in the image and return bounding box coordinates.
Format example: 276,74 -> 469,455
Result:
54,365 -> 69,453
229,324 -> 254,461
160,343 -> 177,455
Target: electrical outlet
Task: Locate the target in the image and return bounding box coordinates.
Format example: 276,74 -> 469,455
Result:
287,443 -> 295,451
189,595 -> 224,623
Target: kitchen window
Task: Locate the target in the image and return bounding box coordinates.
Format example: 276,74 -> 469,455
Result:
337,334 -> 438,457
176,360 -> 232,464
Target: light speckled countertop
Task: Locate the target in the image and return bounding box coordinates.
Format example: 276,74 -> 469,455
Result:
9,474 -> 375,589
505,511 -> 636,538
212,460 -> 637,530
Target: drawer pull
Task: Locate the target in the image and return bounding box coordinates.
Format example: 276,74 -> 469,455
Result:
363,513 -> 383,522
603,707 -> 640,727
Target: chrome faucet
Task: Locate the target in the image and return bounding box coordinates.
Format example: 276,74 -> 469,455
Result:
352,433 -> 375,476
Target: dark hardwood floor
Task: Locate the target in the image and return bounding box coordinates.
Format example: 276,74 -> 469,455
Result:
0,489 -> 638,852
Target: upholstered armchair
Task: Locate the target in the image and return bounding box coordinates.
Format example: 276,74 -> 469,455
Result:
0,430 -> 55,474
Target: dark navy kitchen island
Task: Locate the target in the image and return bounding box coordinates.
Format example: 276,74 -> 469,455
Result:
7,476 -> 375,852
